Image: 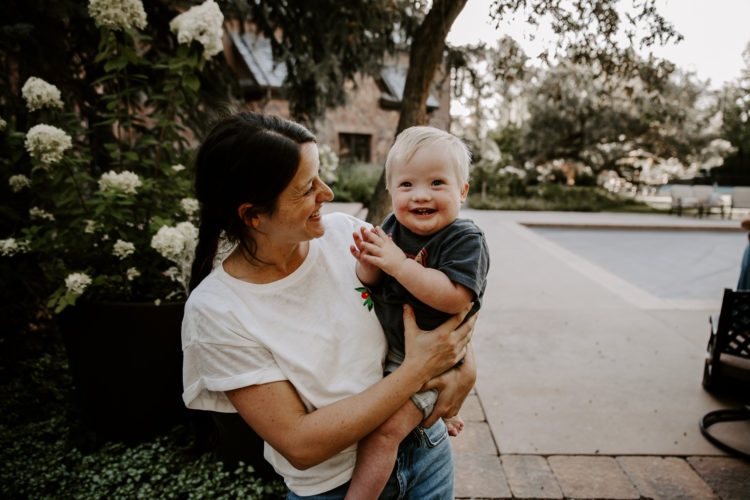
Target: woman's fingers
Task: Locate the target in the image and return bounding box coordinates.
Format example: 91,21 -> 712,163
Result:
454,312 -> 476,352
402,303 -> 417,333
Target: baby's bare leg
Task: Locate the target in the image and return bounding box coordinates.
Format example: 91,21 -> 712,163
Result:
345,400 -> 424,500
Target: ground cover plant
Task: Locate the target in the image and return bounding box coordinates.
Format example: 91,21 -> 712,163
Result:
467,184 -> 658,212
0,326 -> 285,499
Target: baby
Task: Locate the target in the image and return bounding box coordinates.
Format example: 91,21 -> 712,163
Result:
347,126 -> 490,499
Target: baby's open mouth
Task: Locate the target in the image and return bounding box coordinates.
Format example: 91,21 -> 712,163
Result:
411,208 -> 436,215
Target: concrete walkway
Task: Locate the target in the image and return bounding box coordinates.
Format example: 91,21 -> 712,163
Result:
323,204 -> 750,499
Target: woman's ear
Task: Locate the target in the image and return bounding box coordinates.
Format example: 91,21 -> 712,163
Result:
237,203 -> 259,228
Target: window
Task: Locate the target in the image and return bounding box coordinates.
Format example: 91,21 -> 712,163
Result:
338,133 -> 372,164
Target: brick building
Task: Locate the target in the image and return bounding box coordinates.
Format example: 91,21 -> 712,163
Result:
224,29 -> 452,166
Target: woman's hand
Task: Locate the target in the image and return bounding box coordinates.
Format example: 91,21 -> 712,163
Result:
420,344 -> 476,428
401,303 -> 475,385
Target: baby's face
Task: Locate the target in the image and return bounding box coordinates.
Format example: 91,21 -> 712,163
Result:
388,147 -> 468,236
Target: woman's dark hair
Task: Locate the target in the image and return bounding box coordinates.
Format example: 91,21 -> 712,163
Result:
189,112 -> 315,292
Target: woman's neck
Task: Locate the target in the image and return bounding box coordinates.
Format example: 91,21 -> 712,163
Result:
224,240 -> 310,284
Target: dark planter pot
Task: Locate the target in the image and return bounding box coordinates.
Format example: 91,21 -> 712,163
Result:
209,411 -> 281,480
60,300 -> 189,443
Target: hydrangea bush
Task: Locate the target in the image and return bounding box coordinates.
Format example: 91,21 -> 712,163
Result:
1,0 -> 225,312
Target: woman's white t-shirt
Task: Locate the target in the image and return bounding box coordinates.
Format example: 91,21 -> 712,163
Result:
181,212 -> 387,496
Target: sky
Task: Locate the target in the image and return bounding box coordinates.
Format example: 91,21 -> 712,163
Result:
446,0 -> 750,89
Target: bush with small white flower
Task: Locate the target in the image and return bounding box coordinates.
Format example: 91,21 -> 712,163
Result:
1,0 -> 226,312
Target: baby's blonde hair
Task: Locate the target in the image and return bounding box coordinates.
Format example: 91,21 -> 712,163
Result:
385,126 -> 471,190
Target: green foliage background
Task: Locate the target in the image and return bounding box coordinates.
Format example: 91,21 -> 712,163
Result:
0,328 -> 286,499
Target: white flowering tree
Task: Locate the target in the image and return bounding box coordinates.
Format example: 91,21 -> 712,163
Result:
0,0 -> 226,312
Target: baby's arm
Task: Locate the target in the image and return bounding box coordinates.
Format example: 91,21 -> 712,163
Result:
358,227 -> 473,314
351,226 -> 383,286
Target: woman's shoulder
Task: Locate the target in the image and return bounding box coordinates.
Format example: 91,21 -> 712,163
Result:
185,271 -> 239,319
323,211 -> 367,229
322,211 -> 369,242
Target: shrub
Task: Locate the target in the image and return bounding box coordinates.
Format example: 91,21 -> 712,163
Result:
0,330 -> 286,499
330,162 -> 382,205
468,184 -> 652,212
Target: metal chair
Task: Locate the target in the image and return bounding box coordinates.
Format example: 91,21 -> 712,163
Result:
700,288 -> 750,460
730,186 -> 750,218
669,185 -> 699,216
702,288 -> 750,393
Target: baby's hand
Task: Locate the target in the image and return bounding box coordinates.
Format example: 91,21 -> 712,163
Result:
350,227 -> 381,282
358,226 -> 407,277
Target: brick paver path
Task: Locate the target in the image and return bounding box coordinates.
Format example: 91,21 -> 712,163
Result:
451,391 -> 750,499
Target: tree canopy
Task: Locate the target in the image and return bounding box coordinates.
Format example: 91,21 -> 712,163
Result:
366,0 -> 682,222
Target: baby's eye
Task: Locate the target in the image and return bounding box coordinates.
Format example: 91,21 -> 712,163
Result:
400,181 -> 412,188
431,179 -> 445,186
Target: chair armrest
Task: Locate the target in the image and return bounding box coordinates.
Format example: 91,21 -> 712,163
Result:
709,313 -> 719,336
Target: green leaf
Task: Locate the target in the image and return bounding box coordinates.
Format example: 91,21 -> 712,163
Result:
104,58 -> 128,72
184,74 -> 200,92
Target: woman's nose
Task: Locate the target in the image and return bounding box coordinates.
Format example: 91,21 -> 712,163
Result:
319,180 -> 334,202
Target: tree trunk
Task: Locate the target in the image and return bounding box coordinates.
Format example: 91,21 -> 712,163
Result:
366,0 -> 468,224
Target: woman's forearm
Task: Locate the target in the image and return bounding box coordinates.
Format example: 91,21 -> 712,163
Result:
226,357 -> 430,469
227,305 -> 475,470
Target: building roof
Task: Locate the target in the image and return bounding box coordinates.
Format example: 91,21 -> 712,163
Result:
229,30 -> 287,88
379,66 -> 440,110
229,29 -> 440,110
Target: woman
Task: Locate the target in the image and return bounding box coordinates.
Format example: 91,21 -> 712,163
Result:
182,113 -> 476,498
738,217 -> 750,290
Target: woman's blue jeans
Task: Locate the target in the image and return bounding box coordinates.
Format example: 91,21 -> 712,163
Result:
286,419 -> 454,499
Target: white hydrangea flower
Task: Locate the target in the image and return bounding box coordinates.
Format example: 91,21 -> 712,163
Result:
176,221 -> 199,247
98,170 -> 142,194
126,267 -> 141,281
180,197 -> 200,216
0,116 -> 7,131
318,144 -> 339,184
88,0 -> 147,31
171,164 -> 186,172
21,77 -> 64,112
164,266 -> 180,281
151,221 -> 198,296
9,174 -> 32,192
65,272 -> 93,295
24,124 -> 72,166
169,0 -> 224,60
0,238 -> 30,257
112,239 -> 135,260
29,206 -> 55,221
151,225 -> 187,260
83,219 -> 99,234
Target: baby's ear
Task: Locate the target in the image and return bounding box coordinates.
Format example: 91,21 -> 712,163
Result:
460,182 -> 469,202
